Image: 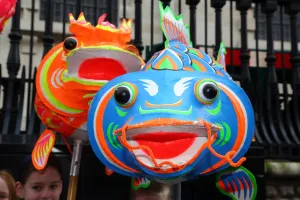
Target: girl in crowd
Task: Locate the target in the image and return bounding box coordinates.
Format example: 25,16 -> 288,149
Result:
15,155 -> 63,200
131,182 -> 171,200
0,170 -> 17,200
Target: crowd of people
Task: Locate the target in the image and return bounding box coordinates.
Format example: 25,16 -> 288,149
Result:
0,154 -> 171,200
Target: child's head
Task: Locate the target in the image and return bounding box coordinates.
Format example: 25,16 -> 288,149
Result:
0,170 -> 17,200
15,154 -> 63,200
131,182 -> 171,200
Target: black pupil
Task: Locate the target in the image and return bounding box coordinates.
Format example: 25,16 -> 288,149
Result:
203,84 -> 218,100
64,38 -> 77,50
114,87 -> 131,104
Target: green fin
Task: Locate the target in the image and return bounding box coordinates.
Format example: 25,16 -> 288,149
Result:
216,42 -> 227,70
158,1 -> 192,47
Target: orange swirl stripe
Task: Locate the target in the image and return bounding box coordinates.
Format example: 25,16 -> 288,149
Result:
201,84 -> 246,174
95,89 -> 139,173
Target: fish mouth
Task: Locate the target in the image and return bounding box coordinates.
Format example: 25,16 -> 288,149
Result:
114,118 -> 220,171
65,47 -> 143,82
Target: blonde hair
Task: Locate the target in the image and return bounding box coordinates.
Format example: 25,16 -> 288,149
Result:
131,182 -> 171,200
0,170 -> 17,200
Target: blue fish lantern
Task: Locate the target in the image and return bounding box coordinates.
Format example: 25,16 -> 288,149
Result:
88,2 -> 257,200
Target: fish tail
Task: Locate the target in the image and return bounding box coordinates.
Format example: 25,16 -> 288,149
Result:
216,166 -> 257,200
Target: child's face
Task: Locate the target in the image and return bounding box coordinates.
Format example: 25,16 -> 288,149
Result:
16,166 -> 62,200
0,177 -> 9,200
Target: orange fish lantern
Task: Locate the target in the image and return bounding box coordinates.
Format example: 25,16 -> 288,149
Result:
32,12 -> 144,170
0,0 -> 17,33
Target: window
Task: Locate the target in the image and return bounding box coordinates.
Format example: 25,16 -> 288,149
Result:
255,4 -> 300,42
40,0 -> 118,25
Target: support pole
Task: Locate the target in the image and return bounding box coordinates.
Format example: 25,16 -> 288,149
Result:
171,183 -> 181,200
67,139 -> 83,200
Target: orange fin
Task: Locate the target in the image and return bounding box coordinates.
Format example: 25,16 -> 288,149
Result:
105,166 -> 114,176
32,129 -> 56,170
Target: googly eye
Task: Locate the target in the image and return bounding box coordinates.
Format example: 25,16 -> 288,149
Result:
63,37 -> 78,51
194,79 -> 219,104
114,82 -> 138,108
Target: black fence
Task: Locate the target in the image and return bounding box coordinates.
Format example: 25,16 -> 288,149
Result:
0,0 -> 299,199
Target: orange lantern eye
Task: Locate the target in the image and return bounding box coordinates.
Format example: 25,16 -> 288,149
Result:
63,37 -> 78,51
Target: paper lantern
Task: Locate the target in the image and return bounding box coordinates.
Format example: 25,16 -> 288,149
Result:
32,12 -> 144,170
0,0 -> 17,33
88,2 -> 257,200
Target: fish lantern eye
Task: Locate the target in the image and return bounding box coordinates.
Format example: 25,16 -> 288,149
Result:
114,82 -> 138,108
63,37 -> 78,51
194,79 -> 219,104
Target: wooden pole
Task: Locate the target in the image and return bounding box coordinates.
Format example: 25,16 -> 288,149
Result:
67,139 -> 83,200
170,183 -> 181,200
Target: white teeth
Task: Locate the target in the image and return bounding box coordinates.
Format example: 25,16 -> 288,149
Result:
161,165 -> 171,171
211,124 -> 221,129
177,161 -> 186,165
117,124 -> 219,139
117,121 -> 219,170
197,119 -> 204,125
128,137 -> 208,170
